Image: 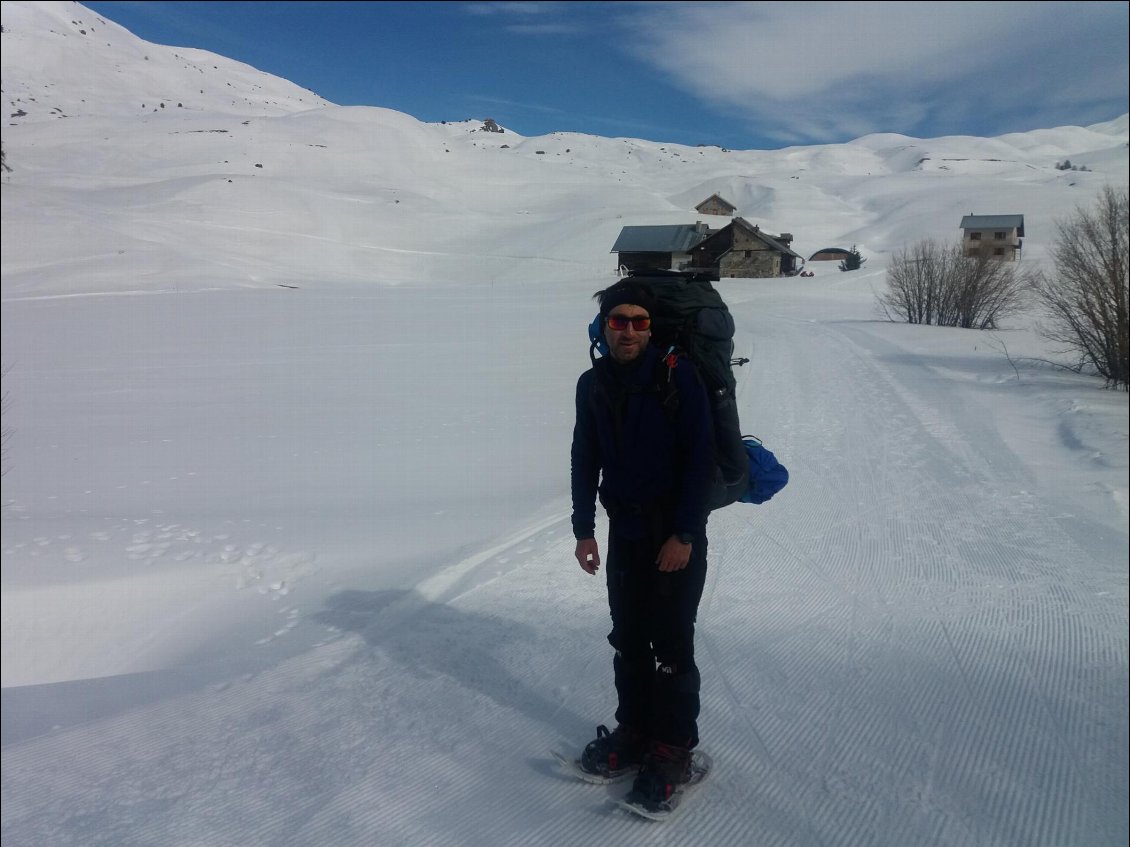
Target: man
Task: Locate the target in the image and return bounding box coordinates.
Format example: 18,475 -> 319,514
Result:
569,279 -> 715,808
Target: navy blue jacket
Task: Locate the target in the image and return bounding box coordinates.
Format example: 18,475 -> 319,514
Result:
570,345 -> 714,542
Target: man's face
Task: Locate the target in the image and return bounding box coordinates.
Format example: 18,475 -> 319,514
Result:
604,305 -> 652,364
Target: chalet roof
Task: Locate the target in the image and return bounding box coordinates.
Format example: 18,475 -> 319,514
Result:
695,193 -> 737,212
960,214 -> 1025,235
693,217 -> 803,259
610,224 -> 710,254
757,230 -> 803,260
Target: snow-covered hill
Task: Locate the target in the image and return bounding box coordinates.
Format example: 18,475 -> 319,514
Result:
2,4 -> 1127,847
0,0 -> 329,120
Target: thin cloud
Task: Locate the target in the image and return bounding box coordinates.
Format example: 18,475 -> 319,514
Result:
619,1 -> 1129,143
463,1 -> 588,35
468,94 -> 568,116
463,2 -> 570,17
504,22 -> 584,35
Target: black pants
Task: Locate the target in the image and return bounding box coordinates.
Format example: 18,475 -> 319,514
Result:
605,527 -> 708,749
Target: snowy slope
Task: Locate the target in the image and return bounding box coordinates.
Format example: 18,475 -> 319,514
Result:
2,3 -> 1127,846
0,0 -> 329,120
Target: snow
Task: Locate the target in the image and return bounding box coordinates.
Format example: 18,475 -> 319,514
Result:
2,3 -> 1127,845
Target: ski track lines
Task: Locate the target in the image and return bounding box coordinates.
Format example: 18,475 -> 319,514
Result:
2,325 -> 1126,846
694,311 -> 1127,847
2,516 -> 669,847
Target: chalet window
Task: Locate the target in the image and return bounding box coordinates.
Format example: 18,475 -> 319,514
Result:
970,232 -> 982,240
745,250 -> 752,258
994,231 -> 1006,240
993,248 -> 1005,256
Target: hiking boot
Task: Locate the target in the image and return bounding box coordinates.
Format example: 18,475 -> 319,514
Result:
579,724 -> 646,778
628,741 -> 693,810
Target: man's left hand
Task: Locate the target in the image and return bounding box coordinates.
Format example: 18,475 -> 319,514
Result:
656,535 -> 692,572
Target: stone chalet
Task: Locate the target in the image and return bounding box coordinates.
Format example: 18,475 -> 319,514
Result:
688,218 -> 803,278
695,194 -> 738,217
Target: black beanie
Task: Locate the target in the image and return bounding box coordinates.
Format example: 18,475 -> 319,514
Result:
597,281 -> 657,317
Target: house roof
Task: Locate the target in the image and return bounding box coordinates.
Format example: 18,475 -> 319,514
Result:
960,214 -> 1025,235
755,231 -> 803,260
693,217 -> 803,260
610,224 -> 710,254
695,193 -> 737,211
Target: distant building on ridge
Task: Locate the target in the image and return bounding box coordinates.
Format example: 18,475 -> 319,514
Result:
695,194 -> 738,217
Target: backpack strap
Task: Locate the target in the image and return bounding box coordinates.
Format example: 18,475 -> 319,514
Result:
589,359 -> 637,449
589,351 -> 680,447
656,346 -> 682,422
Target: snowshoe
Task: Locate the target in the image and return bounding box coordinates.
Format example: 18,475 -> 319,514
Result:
616,743 -> 712,821
553,724 -> 645,784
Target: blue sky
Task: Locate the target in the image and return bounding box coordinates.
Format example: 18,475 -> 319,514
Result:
83,1 -> 1129,150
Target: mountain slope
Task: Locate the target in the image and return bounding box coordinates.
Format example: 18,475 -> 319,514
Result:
1,0 -> 330,120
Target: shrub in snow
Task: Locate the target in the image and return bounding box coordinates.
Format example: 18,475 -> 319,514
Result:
1034,185 -> 1129,389
879,240 -> 1033,330
838,245 -> 865,271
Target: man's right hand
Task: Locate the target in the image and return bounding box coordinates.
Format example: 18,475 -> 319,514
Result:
575,538 -> 601,575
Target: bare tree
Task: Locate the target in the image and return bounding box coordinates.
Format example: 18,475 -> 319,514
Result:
952,248 -> 1035,329
1033,186 -> 1129,389
879,240 -> 1031,329
878,239 -> 953,325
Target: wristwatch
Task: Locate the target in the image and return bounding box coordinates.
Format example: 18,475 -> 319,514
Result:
676,532 -> 695,545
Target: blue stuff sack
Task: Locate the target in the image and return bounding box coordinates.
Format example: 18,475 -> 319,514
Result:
739,437 -> 789,504
588,313 -> 608,357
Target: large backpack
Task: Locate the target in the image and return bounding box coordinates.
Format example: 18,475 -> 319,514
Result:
588,270 -> 787,511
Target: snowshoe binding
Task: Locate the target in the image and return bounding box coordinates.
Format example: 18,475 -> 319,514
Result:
553,723 -> 646,784
616,741 -> 712,821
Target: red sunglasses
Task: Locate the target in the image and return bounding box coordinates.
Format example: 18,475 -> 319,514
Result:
606,314 -> 652,331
